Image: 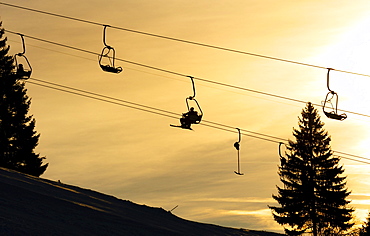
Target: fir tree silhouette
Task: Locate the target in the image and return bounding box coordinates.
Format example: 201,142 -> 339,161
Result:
269,102 -> 353,235
359,212 -> 370,236
0,23 -> 48,176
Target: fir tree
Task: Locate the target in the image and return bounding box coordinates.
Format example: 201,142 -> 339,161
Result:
359,212 -> 370,236
269,102 -> 353,235
0,23 -> 48,176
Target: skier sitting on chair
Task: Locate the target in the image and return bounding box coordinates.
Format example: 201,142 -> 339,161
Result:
180,107 -> 198,129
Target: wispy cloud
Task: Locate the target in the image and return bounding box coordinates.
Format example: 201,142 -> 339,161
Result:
228,208 -> 271,216
190,197 -> 274,204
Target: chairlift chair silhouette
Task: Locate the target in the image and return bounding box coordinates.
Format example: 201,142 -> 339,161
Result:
278,142 -> 287,166
98,25 -> 123,74
171,76 -> 203,130
234,128 -> 243,175
322,68 -> 347,121
14,34 -> 32,80
185,98 -> 203,124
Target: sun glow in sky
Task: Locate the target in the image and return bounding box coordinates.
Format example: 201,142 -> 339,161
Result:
2,0 -> 370,233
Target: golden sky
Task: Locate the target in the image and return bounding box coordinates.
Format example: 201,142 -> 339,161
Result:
2,0 -> 370,233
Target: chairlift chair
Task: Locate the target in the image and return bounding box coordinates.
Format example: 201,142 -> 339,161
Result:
185,96 -> 203,124
13,34 -> 32,80
185,76 -> 203,124
170,76 -> 203,130
322,68 -> 347,121
98,46 -> 122,73
14,54 -> 32,80
234,128 -> 243,175
278,142 -> 287,166
322,91 -> 347,121
98,25 -> 123,74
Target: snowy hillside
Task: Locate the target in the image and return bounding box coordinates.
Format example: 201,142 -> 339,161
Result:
0,167 -> 283,235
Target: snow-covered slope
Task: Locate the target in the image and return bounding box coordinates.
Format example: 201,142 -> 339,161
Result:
0,167 -> 282,236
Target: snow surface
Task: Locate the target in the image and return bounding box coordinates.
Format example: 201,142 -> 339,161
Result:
0,167 -> 283,236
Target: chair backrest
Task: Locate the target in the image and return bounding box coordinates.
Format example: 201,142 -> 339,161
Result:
189,114 -> 202,124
